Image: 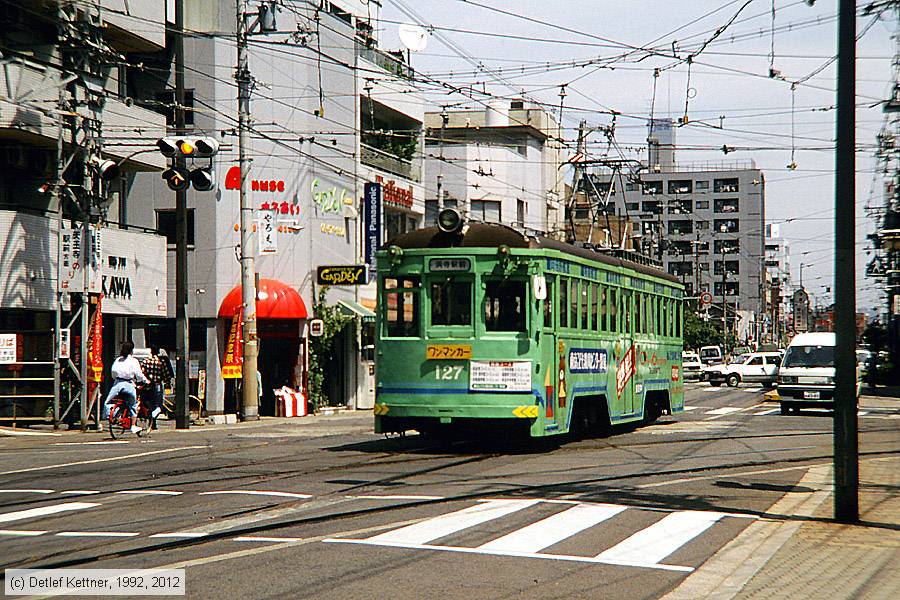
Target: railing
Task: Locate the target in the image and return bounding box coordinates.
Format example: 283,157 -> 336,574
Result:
361,143 -> 421,182
356,43 -> 415,80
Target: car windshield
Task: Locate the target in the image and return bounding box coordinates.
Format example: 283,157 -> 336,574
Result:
700,348 -> 719,358
683,354 -> 699,362
783,345 -> 834,368
732,354 -> 750,364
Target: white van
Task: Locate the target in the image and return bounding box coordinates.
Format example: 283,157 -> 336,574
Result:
776,332 -> 857,414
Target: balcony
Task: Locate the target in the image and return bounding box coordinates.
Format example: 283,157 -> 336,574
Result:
0,60 -> 61,144
361,143 -> 421,183
357,44 -> 415,80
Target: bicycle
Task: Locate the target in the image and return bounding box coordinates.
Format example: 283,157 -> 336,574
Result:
107,388 -> 153,439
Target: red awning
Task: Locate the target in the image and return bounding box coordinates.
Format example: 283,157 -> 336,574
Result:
218,279 -> 309,319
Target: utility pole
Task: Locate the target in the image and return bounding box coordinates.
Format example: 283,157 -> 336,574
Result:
833,0 -> 858,522
237,0 -> 259,420
174,0 -> 191,429
436,107 -> 448,216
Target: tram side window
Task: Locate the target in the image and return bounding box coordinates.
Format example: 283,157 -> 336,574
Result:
591,283 -> 599,331
384,276 -> 420,337
484,279 -> 527,332
635,293 -> 643,334
430,278 -> 472,326
580,281 -> 589,330
649,296 -> 657,336
598,285 -> 607,332
661,298 -> 668,337
609,288 -> 618,333
559,278 -> 569,328
543,278 -> 554,328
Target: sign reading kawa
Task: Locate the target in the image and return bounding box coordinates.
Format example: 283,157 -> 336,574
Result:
316,265 -> 367,286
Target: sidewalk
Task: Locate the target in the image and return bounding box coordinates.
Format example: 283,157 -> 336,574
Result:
666,457 -> 900,600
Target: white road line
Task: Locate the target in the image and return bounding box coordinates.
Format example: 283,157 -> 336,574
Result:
0,428 -> 60,437
682,406 -> 701,412
744,388 -> 764,393
198,491 -> 312,500
115,490 -> 183,496
0,446 -> 206,476
149,532 -> 208,539
56,531 -> 139,538
0,502 -> 99,524
53,441 -> 129,446
347,495 -> 444,501
0,529 -> 47,536
478,503 -> 626,554
326,538 -> 694,572
59,490 -> 100,495
705,407 -> 743,415
857,411 -> 869,416
233,536 -> 303,543
701,387 -> 724,393
0,489 -> 54,494
366,499 -> 541,546
754,409 -> 780,416
636,463 -> 831,489
595,511 -> 726,565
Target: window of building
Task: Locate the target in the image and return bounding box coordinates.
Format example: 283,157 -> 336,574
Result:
625,202 -> 640,212
516,199 -> 526,227
697,220 -> 710,230
642,180 -> 663,195
714,260 -> 740,276
625,181 -> 638,191
669,199 -> 692,214
591,283 -> 599,331
696,200 -> 710,210
156,209 -> 195,247
642,200 -> 661,214
668,220 -> 693,235
695,180 -> 710,191
668,262 -> 693,276
424,200 -> 438,225
484,280 -> 527,332
670,240 -> 693,255
430,278 -> 472,326
714,178 -> 739,193
470,199 -> 501,222
714,239 -> 740,254
668,179 -> 692,194
386,210 -> 417,240
715,218 -> 739,233
714,281 -> 740,296
573,207 -> 590,220
153,90 -> 195,127
384,276 -> 420,337
714,198 -> 739,213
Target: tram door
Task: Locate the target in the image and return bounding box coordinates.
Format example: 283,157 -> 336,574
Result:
541,277 -> 563,428
619,289 -> 636,415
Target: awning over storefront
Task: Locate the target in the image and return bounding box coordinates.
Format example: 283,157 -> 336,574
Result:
338,299 -> 375,323
218,279 -> 309,319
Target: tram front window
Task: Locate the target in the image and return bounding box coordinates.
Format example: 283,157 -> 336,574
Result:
484,280 -> 527,332
430,278 -> 472,326
384,276 -> 420,337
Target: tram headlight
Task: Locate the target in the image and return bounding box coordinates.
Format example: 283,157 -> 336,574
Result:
437,208 -> 464,233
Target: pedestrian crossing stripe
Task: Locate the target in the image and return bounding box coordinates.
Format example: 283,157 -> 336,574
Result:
323,499 -> 755,572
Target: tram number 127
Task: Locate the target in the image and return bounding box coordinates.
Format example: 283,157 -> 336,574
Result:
435,365 -> 464,381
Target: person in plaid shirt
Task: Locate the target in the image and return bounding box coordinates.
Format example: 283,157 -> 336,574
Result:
141,345 -> 170,428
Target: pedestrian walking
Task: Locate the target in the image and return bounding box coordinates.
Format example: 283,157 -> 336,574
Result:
141,344 -> 170,429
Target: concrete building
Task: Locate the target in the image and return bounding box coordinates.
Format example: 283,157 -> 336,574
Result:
584,120 -> 766,336
0,1 -> 169,423
764,224 -> 792,343
123,0 -> 423,416
422,101 -> 564,235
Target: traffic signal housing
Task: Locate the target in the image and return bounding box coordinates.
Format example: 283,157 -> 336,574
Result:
157,137 -> 219,191
162,166 -> 191,191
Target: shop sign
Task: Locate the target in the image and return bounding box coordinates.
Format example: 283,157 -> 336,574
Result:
224,166 -> 286,193
309,318 -> 324,337
260,201 -> 300,215
364,183 -> 382,275
59,328 -> 71,360
316,265 -> 367,286
568,348 -> 608,374
259,209 -> 277,254
374,175 -> 414,209
222,313 -> 243,379
58,226 -> 102,293
0,334 -> 17,363
312,178 -> 351,214
320,223 -> 346,237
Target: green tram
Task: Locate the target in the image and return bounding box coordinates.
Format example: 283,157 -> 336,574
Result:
373,211 -> 685,439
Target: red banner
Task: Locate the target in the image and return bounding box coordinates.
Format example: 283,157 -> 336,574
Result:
222,313 -> 243,379
616,344 -> 635,398
86,296 -> 103,412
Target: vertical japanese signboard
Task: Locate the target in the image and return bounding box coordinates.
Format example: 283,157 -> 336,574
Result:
0,334 -> 17,363
222,313 -> 244,378
364,182 -> 382,277
58,226 -> 102,292
258,208 -> 277,255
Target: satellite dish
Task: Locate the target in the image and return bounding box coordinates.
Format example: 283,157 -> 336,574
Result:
398,23 -> 428,52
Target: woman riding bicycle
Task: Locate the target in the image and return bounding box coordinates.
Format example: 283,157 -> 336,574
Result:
104,341 -> 149,434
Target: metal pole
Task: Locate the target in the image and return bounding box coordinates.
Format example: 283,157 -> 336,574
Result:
237,0 -> 259,420
80,219 -> 89,430
53,50 -> 66,429
174,0 -> 191,429
833,0 -> 858,522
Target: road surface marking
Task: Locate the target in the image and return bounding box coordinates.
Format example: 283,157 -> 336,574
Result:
0,428 -> 60,437
682,406 -> 701,411
53,441 -> 129,446
0,502 -> 99,524
56,531 -> 140,537
754,409 -> 780,416
595,510 -> 726,565
198,491 -> 312,499
0,446 -> 206,476
149,532 -> 208,539
233,536 -> 304,543
347,495 -> 445,501
705,407 -> 743,415
115,490 -> 183,496
857,411 -> 869,416
366,499 -> 540,545
637,463 -> 831,488
0,489 -> 54,494
478,503 -> 626,554
744,388 -> 764,393
59,490 -> 100,495
701,388 -> 724,393
0,529 -> 47,536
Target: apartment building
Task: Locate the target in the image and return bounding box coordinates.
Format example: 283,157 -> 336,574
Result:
422,101 -> 564,235
764,224 -> 792,342
584,121 -> 766,326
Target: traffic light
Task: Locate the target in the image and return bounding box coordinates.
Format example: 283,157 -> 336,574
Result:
156,137 -> 219,191
89,155 -> 121,180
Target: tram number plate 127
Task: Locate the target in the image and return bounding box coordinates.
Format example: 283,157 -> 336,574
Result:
469,361 -> 532,392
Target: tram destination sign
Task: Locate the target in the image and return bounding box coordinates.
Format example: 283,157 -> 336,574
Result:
429,257 -> 471,272
316,265 -> 367,286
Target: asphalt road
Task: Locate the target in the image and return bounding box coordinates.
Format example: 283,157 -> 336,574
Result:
0,384 -> 897,599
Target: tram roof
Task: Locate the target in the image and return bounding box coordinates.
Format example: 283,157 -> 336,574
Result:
383,223 -> 681,286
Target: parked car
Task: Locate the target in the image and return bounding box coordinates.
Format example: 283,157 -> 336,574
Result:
704,351 -> 782,388
776,332 -> 859,414
699,345 -> 724,366
682,351 -> 704,381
